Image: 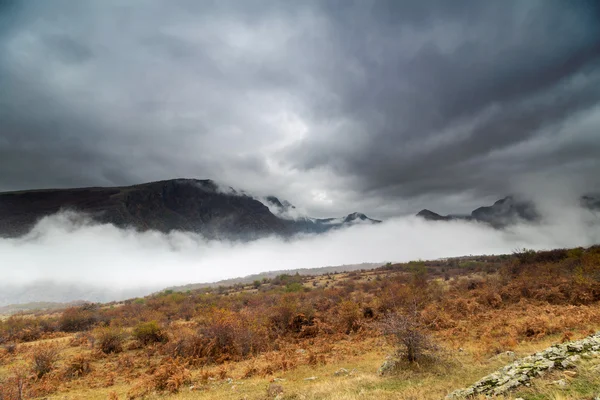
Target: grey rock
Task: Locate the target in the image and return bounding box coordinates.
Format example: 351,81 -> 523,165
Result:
377,359 -> 400,376
552,379 -> 568,387
267,383 -> 284,398
489,351 -> 516,361
447,331 -> 600,399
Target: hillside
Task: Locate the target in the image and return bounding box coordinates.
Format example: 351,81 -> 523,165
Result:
1,246 -> 599,399
0,301 -> 88,317
417,195 -> 600,227
0,179 -> 380,240
0,282 -> 158,309
165,262 -> 384,293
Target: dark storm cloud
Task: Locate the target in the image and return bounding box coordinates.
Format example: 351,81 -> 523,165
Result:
0,0 -> 599,217
285,1 -> 600,209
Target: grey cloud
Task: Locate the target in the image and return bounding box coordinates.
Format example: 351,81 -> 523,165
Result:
41,34 -> 94,65
0,0 -> 599,218
285,0 -> 600,212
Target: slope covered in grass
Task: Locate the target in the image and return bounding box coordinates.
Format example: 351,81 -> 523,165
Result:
1,246 -> 600,399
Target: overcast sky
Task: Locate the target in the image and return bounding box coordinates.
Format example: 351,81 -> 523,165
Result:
1,0 -> 599,218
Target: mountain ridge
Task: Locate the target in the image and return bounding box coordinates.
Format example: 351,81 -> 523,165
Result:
417,195 -> 599,227
0,178 -> 380,239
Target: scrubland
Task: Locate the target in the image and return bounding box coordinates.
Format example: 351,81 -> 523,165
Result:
1,246 -> 600,399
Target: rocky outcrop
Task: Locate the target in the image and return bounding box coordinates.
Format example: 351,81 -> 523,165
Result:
377,358 -> 400,376
446,332 -> 600,398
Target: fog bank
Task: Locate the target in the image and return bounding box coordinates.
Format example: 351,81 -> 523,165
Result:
1,202 -> 598,305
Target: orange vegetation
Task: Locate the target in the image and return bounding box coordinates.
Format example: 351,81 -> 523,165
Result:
1,246 -> 599,399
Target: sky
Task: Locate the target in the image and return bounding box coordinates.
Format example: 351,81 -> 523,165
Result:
1,0 -> 600,218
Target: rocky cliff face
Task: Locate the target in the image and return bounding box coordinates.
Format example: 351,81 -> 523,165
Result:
0,179 -> 380,239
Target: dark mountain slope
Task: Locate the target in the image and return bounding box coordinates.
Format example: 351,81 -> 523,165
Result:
470,196 -> 539,227
0,179 -> 291,239
416,196 -> 538,227
0,179 -> 380,239
417,195 -> 599,227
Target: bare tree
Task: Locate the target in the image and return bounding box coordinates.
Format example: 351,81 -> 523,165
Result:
379,301 -> 438,363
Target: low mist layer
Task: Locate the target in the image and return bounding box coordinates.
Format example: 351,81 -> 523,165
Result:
1,201 -> 599,305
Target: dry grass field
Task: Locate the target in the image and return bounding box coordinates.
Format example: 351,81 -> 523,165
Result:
1,246 -> 600,399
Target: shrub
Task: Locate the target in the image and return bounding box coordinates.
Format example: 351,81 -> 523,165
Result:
0,316 -> 42,343
63,354 -> 92,378
268,301 -> 298,335
380,305 -> 438,363
162,327 -> 205,360
133,321 -> 166,345
199,309 -> 269,362
512,248 -> 537,265
272,273 -> 302,286
31,345 -> 59,378
0,366 -> 28,400
337,301 -> 361,334
38,318 -> 58,334
153,358 -> 191,392
69,332 -> 94,348
408,261 -> 428,287
107,391 -> 119,400
59,306 -> 98,332
4,342 -> 17,354
285,282 -> 305,293
128,358 -> 191,398
95,327 -> 125,354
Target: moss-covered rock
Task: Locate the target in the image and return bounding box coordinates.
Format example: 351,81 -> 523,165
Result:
447,331 -> 600,398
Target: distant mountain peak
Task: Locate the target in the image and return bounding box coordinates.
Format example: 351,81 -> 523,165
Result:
416,209 -> 451,221
265,195 -> 284,208
471,196 -> 538,227
172,178 -> 219,192
346,212 -> 365,218
416,194 -> 598,228
343,212 -> 380,223
416,196 -> 536,227
265,195 -> 296,211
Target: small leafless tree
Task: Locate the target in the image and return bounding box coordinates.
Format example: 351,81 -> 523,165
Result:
379,301 -> 438,363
